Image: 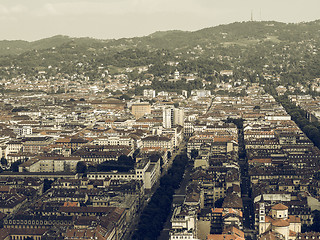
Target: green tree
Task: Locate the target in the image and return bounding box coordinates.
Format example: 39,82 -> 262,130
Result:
0,157 -> 7,166
10,160 -> 21,172
118,155 -> 134,167
76,161 -> 87,173
190,149 -> 199,159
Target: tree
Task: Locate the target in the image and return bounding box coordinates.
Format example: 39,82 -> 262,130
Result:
10,160 -> 21,172
133,149 -> 140,160
118,155 -> 134,168
215,198 -> 224,208
149,153 -> 161,162
119,94 -> 131,100
87,165 -> 97,172
190,149 -> 199,159
43,179 -> 54,193
133,153 -> 188,240
311,210 -> 320,232
0,157 -> 7,166
76,161 -> 87,173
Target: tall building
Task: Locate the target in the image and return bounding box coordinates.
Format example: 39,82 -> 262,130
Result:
163,107 -> 174,128
163,107 -> 184,128
131,103 -> 151,119
174,108 -> 184,127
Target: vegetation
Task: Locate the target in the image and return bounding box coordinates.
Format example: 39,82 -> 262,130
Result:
10,160 -> 22,172
190,149 -> 199,160
302,210 -> 320,232
2,20 -> 320,93
0,157 -> 7,166
88,155 -> 136,173
76,161 -> 87,173
276,95 -> 320,148
132,153 -> 189,240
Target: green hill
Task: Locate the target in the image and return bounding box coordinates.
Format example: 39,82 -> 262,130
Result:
1,20 -> 320,86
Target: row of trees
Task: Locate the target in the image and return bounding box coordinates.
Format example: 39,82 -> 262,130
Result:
132,153 -> 189,240
76,155 -> 135,174
276,95 -> 320,233
277,95 -> 320,149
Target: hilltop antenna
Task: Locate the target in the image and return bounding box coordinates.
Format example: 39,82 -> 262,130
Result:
251,10 -> 253,21
260,9 -> 262,21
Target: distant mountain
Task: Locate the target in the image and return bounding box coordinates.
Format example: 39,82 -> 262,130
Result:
0,35 -> 72,56
1,20 -> 320,84
1,20 -> 320,56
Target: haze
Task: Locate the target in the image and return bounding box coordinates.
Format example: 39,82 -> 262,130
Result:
1,0 -> 320,41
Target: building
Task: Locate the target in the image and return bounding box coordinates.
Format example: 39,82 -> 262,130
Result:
174,108 -> 185,127
163,106 -> 184,128
170,205 -> 198,240
143,89 -> 156,98
141,135 -> 173,152
18,156 -> 81,173
259,202 -> 301,240
191,89 -> 211,98
207,226 -> 244,240
131,102 -> 151,119
13,126 -> 33,137
87,159 -> 160,191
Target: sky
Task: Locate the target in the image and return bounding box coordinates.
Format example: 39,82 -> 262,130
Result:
1,0 -> 320,41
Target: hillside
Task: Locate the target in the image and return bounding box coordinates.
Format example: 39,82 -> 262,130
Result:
1,20 -> 320,56
1,20 -> 320,92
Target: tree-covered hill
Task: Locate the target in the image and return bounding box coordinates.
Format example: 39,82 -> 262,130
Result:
1,20 -> 320,89
1,20 -> 320,56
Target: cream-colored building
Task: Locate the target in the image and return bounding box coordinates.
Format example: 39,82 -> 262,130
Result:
141,135 -> 173,152
93,136 -> 134,147
19,156 -> 81,173
131,103 -> 151,119
87,159 -> 160,191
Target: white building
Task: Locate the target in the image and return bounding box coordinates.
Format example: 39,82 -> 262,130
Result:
191,89 -> 211,98
143,89 -> 156,98
6,140 -> 23,154
259,202 -> 301,240
13,126 -> 33,137
174,108 -> 185,127
170,206 -> 199,240
163,107 -> 184,128
174,70 -> 180,79
163,107 -> 174,128
93,136 -> 134,148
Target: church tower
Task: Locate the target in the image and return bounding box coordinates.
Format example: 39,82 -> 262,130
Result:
259,195 -> 266,235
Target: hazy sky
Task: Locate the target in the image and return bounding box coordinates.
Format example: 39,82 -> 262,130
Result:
1,0 -> 320,41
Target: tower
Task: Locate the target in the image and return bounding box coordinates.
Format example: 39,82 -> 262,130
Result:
259,196 -> 266,235
163,106 -> 184,128
163,106 -> 174,128
174,108 -> 184,127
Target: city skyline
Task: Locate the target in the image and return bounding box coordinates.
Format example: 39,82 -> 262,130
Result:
1,0 -> 320,41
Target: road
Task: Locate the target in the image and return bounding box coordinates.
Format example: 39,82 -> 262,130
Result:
158,147 -> 191,240
237,125 -> 256,232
